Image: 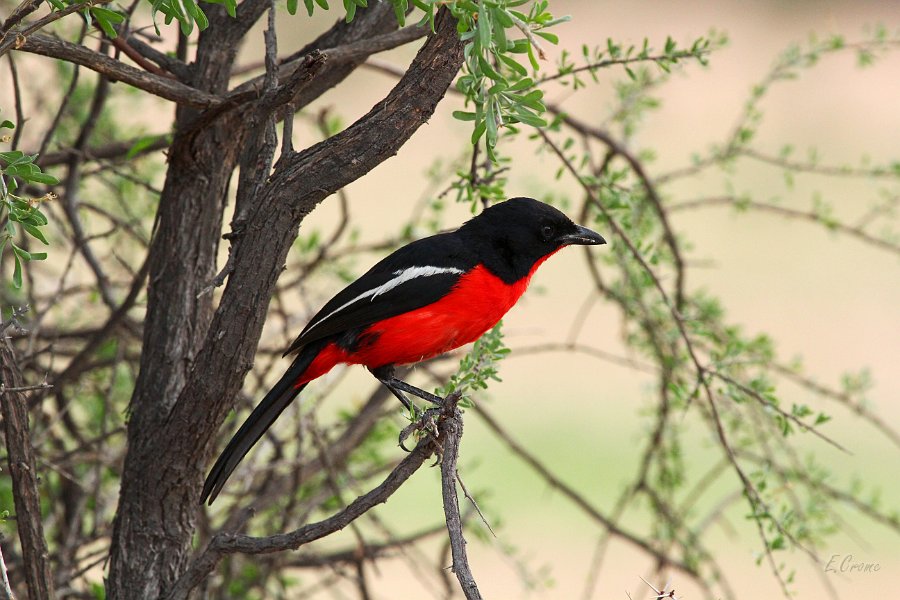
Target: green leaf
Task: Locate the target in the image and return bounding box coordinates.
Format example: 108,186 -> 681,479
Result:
498,53 -> 527,77
488,81 -> 508,95
506,76 -> 533,92
344,0 -> 357,22
471,119 -> 486,145
526,42 -> 539,70
452,111 -> 477,122
127,135 -> 158,159
0,120 -> 14,130
391,0 -> 406,26
485,101 -> 498,147
511,109 -> 546,127
91,7 -> 125,38
29,252 -> 47,261
12,252 -> 22,289
12,244 -> 31,261
494,8 -> 513,28
24,208 -> 48,226
0,150 -> 26,164
181,0 -> 208,30
21,223 -> 49,245
534,31 -> 558,44
22,171 -> 58,185
477,0 -> 490,49
477,54 -> 503,80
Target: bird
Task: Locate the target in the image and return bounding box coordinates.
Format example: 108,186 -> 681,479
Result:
201,197 -> 606,505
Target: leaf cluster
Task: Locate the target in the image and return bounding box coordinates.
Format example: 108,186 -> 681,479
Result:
0,121 -> 57,288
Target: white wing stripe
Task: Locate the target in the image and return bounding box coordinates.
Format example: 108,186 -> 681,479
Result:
303,265 -> 464,336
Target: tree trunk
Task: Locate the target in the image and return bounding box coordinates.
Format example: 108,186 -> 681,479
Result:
105,6 -> 462,598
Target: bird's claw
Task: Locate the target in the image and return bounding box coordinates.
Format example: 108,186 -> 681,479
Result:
398,406 -> 441,452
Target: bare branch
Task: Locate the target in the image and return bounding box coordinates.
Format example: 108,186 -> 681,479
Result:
166,431 -> 437,599
17,33 -> 221,107
440,393 -> 484,600
669,195 -> 900,257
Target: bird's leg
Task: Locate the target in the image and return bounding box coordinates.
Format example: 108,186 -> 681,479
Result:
382,380 -> 413,412
371,365 -> 445,452
384,378 -> 444,406
370,365 -> 443,408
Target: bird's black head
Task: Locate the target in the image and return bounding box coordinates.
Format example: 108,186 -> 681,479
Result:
459,197 -> 606,283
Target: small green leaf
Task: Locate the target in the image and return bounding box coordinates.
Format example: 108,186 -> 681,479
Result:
534,31 -> 558,44
22,171 -> 58,185
92,7 -> 125,38
12,252 -> 22,289
494,8 -> 513,28
452,111 -> 477,122
471,119 -> 486,145
477,1 -> 490,49
526,42 -> 539,70
510,109 -> 546,127
477,54 -> 503,80
12,244 -> 31,261
23,208 -> 48,226
392,0 -> 406,26
498,53 -> 527,77
344,0 -> 356,22
0,120 -> 14,130
21,223 -> 49,245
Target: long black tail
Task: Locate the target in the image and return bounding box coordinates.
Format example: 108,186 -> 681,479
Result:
201,352 -> 315,505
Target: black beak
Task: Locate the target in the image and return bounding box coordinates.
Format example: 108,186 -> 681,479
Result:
558,225 -> 606,246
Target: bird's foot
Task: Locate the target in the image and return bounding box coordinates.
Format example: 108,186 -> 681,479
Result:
398,405 -> 442,452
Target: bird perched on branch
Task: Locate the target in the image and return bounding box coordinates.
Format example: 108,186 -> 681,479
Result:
201,197 -> 606,504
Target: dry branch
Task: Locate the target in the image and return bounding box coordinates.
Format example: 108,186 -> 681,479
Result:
0,336 -> 54,600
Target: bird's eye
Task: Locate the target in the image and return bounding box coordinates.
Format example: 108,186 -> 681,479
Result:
541,225 -> 554,240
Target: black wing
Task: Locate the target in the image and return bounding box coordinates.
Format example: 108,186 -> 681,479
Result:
284,231 -> 477,355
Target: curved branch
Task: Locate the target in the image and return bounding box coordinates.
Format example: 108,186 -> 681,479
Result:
17,33 -> 220,107
669,195 -> 900,257
166,425 -> 436,599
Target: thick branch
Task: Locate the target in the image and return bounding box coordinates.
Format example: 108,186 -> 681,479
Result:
18,33 -> 220,107
164,7 -> 464,505
228,24 -> 427,102
0,337 -> 55,600
109,6 -> 463,598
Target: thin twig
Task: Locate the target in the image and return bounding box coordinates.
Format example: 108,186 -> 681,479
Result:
439,392 -> 483,600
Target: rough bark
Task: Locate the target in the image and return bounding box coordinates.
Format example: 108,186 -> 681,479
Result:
0,339 -> 54,600
104,4 -> 459,598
